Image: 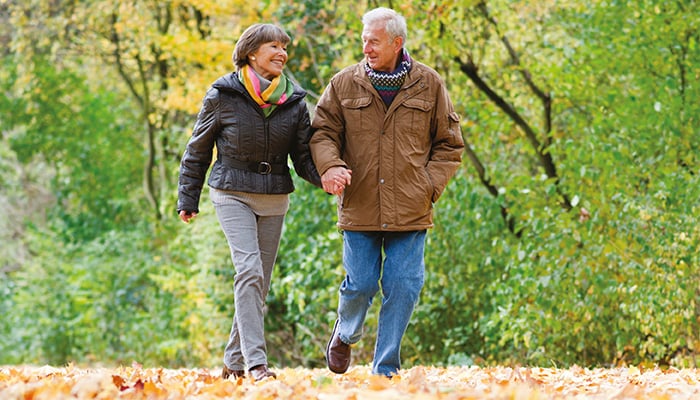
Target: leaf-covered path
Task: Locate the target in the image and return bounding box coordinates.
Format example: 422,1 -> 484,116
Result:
2,364 -> 699,399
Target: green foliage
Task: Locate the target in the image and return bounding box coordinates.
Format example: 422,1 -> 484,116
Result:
408,170 -> 505,366
0,212 -> 239,367
3,58 -> 144,241
1,0 -> 699,371
3,225 -> 161,365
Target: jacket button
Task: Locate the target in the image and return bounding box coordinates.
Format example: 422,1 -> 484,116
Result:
380,179 -> 385,184
382,224 -> 388,228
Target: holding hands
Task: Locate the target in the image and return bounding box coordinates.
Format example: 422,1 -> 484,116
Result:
321,166 -> 352,195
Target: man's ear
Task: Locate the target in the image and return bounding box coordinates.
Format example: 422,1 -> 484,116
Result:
393,37 -> 404,53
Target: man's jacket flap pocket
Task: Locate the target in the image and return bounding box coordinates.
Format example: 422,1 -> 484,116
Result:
403,98 -> 433,112
341,97 -> 372,109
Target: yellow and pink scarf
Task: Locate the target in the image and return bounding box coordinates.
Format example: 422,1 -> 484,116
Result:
239,65 -> 294,117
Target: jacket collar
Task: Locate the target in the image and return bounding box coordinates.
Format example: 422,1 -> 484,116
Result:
351,62 -> 427,101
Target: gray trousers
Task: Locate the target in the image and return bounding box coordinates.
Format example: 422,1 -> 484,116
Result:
211,189 -> 288,370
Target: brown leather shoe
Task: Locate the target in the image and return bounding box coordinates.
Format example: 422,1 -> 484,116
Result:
249,364 -> 277,381
326,319 -> 351,374
221,365 -> 245,379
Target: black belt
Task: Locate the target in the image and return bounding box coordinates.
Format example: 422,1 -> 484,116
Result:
220,156 -> 288,175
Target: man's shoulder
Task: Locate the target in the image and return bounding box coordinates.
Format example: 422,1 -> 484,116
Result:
410,61 -> 443,82
330,63 -> 364,82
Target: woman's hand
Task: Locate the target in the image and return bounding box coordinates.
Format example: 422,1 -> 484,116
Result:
179,210 -> 198,224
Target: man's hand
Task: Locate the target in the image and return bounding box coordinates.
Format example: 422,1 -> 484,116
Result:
321,166 -> 352,195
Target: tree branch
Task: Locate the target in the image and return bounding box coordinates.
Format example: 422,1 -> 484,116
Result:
477,2 -> 553,147
458,1 -> 572,210
463,140 -> 519,235
135,53 -> 161,220
109,12 -> 143,108
457,55 -> 571,210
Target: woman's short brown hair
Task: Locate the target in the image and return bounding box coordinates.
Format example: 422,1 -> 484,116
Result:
232,24 -> 291,70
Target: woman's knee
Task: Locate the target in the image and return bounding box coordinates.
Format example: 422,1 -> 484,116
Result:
234,266 -> 265,289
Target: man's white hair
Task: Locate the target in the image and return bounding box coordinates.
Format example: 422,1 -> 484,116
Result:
362,7 -> 407,43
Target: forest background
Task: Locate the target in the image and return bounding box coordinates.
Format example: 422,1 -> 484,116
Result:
0,0 -> 698,371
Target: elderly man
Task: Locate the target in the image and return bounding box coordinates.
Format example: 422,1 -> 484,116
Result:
310,7 -> 465,377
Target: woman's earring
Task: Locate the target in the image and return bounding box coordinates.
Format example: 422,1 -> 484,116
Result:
250,56 -> 256,60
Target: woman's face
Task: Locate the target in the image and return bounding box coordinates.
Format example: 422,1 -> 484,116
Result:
249,41 -> 288,80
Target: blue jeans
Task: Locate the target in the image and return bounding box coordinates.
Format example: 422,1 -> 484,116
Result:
335,230 -> 426,376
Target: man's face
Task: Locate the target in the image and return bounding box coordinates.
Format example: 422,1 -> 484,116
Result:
361,22 -> 402,72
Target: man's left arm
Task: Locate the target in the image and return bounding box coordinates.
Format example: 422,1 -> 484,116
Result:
427,83 -> 465,203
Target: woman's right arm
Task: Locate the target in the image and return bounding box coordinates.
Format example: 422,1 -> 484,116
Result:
176,88 -> 220,215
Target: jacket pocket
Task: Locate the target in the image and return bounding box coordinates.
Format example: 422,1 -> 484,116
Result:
400,98 -> 433,137
341,96 -> 374,134
395,97 -> 433,157
403,98 -> 433,112
341,97 -> 373,109
447,111 -> 461,139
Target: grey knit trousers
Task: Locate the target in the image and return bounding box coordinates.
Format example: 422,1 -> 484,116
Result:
210,189 -> 289,371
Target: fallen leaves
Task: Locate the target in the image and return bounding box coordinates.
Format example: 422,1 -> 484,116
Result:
1,364 -> 699,399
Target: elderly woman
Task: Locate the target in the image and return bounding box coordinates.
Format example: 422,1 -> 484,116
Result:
177,23 -> 321,381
